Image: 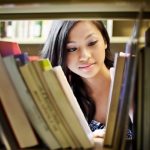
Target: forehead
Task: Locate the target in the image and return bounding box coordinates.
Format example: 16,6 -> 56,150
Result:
68,21 -> 100,38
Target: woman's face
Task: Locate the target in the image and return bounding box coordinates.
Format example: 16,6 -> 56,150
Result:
66,21 -> 107,79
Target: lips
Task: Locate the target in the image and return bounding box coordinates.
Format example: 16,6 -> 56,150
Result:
79,62 -> 95,70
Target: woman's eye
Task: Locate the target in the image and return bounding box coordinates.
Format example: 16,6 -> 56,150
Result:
88,40 -> 98,46
67,48 -> 77,52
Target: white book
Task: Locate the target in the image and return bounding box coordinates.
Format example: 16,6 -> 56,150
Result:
43,66 -> 94,149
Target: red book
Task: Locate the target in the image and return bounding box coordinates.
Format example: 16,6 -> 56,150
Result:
0,41 -> 21,57
0,41 -> 40,61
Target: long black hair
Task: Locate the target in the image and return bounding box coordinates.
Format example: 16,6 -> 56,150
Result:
41,20 -> 114,123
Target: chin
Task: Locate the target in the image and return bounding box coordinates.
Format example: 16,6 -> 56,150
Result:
80,72 -> 97,79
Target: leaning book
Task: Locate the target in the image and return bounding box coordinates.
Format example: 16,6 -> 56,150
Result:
43,66 -> 94,149
104,53 -> 126,148
0,55 -> 38,148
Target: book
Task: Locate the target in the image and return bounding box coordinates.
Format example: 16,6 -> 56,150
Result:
27,61 -> 73,148
14,52 -> 29,65
112,11 -> 142,149
19,62 -> 69,148
32,59 -> 79,148
3,55 -> 60,150
28,63 -> 74,148
113,53 -> 136,150
135,47 -> 143,150
0,55 -> 38,148
43,66 -> 94,149
0,41 -> 21,57
104,53 -> 126,147
142,29 -> 150,150
0,100 -> 19,150
135,27 -> 150,150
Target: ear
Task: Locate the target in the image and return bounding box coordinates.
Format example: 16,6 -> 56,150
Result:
104,43 -> 107,49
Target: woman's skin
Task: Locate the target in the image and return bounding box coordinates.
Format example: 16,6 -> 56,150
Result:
66,21 -> 112,137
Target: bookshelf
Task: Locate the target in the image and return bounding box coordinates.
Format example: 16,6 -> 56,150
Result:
0,0 -> 150,19
1,19 -> 149,43
0,19 -> 149,56
0,20 -> 52,42
0,0 -> 150,150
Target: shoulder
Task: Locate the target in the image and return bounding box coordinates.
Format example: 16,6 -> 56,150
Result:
109,67 -> 115,81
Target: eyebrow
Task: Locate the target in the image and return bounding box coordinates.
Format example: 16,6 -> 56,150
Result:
67,33 -> 96,44
85,33 -> 96,39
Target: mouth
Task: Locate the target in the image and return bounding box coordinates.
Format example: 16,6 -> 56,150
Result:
79,63 -> 95,70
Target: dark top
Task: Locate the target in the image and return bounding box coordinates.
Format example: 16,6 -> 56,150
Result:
89,117 -> 134,139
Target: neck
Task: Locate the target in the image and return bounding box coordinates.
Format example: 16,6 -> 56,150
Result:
82,65 -> 111,97
82,65 -> 112,124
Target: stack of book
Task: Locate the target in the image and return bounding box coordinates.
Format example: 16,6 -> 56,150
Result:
0,41 -> 94,149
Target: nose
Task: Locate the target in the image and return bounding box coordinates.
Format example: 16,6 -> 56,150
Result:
79,48 -> 91,62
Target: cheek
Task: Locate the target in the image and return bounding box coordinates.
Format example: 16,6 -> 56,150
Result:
94,46 -> 105,60
66,54 -> 75,69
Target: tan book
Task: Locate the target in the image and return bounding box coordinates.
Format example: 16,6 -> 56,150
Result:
32,59 -> 79,149
0,55 -> 38,148
3,55 -> 60,149
19,62 -> 70,149
43,66 -> 94,149
104,53 -> 126,147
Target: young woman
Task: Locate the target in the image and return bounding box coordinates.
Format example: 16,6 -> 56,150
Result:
41,20 -> 133,138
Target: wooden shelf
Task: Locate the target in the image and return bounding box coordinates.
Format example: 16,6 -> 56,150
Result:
110,36 -> 145,43
0,0 -> 148,5
0,36 -> 145,44
0,1 -> 150,19
0,38 -> 46,44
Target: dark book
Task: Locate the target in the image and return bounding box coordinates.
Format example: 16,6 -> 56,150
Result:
112,11 -> 142,149
142,27 -> 150,150
135,27 -> 150,150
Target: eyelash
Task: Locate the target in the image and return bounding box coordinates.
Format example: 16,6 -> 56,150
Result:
67,48 -> 77,52
67,40 -> 98,52
88,40 -> 98,46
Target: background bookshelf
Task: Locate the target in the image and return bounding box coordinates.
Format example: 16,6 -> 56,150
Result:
0,20 -> 52,56
0,0 -> 150,56
0,19 -> 149,56
0,20 -> 52,42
